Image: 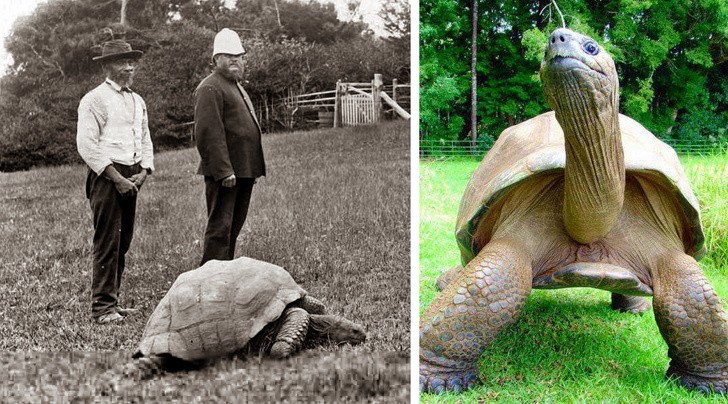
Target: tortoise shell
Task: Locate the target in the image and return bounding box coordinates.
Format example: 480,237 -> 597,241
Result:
456,111 -> 705,265
135,257 -> 305,361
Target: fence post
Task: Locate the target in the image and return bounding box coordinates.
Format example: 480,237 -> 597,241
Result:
334,80 -> 342,128
372,73 -> 383,123
392,78 -> 398,105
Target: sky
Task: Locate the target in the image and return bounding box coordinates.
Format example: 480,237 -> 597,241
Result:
0,1 -> 48,71
0,0 -> 386,75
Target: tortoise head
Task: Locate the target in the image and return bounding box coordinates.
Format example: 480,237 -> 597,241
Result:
539,28 -> 619,121
308,314 -> 367,345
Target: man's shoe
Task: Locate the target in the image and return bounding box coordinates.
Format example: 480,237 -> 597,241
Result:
116,307 -> 140,316
96,312 -> 124,324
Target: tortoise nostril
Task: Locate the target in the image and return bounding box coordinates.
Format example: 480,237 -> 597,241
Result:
559,35 -> 565,42
551,37 -> 555,44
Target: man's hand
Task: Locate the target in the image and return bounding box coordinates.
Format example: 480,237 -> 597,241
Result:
128,171 -> 148,189
103,165 -> 138,197
221,174 -> 236,188
114,177 -> 138,197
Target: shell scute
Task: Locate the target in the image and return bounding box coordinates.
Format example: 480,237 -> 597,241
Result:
136,257 -> 304,361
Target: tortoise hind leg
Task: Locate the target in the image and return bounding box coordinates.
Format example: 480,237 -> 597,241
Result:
420,238 -> 532,393
611,293 -> 651,314
652,251 -> 728,393
270,307 -> 310,359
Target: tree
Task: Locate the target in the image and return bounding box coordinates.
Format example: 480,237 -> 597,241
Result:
420,0 -> 728,145
419,0 -> 470,140
469,0 -> 477,149
0,0 -> 408,171
380,0 -> 410,54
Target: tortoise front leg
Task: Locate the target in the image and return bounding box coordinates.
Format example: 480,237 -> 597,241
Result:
270,307 -> 309,359
436,265 -> 463,291
652,251 -> 728,393
420,239 -> 532,393
299,295 -> 326,314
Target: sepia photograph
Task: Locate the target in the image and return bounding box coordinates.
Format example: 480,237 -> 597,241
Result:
419,0 -> 728,401
0,0 -> 411,401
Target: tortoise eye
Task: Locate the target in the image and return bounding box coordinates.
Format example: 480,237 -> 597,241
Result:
583,41 -> 600,56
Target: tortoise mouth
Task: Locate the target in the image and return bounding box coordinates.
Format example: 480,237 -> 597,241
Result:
548,56 -> 606,77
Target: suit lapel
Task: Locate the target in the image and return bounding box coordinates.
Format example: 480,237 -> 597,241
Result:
236,82 -> 262,133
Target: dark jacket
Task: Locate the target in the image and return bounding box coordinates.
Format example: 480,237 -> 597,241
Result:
194,72 -> 265,180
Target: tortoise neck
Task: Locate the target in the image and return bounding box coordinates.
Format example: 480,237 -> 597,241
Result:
558,99 -> 624,244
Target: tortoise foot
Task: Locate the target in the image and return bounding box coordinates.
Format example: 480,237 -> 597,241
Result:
667,365 -> 728,394
420,360 -> 478,393
611,294 -> 651,315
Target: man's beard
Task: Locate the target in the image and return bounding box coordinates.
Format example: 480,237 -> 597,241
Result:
109,72 -> 133,87
215,65 -> 244,82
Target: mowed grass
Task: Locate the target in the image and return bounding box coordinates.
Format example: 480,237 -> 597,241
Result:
0,121 -> 410,402
420,154 -> 728,403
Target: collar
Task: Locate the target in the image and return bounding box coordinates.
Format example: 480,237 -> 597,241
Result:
105,78 -> 132,93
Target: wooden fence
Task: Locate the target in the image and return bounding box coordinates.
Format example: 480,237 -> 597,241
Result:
420,138 -> 728,158
271,74 -> 410,130
184,75 -> 410,136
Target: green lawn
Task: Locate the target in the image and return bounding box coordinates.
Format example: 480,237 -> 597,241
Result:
0,121 -> 410,402
419,154 -> 728,403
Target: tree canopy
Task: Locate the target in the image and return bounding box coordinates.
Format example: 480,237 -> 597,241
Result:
420,0 -> 728,145
0,0 -> 410,171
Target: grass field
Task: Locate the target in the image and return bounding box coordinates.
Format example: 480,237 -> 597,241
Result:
0,121 -> 410,402
420,154 -> 728,403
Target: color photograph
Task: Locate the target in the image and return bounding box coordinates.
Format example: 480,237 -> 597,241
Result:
419,0 -> 728,401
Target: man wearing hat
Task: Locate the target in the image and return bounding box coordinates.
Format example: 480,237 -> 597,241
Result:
194,28 -> 265,265
77,39 -> 154,324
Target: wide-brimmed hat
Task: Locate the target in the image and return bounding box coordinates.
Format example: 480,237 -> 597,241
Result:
213,28 -> 246,58
93,40 -> 143,62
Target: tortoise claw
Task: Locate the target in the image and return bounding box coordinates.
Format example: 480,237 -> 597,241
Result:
667,365 -> 728,394
420,361 -> 478,393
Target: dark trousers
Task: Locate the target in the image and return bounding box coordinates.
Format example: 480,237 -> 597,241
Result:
201,177 -> 255,265
86,163 -> 141,317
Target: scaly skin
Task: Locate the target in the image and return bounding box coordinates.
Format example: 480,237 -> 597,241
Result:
270,307 -> 310,359
653,252 -> 728,393
435,265 -> 463,292
420,239 -> 532,393
299,295 -> 326,315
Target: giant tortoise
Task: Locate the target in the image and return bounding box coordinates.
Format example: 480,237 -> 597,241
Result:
419,28 -> 728,394
125,257 -> 366,378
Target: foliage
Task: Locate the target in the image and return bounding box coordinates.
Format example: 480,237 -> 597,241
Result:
0,0 -> 410,171
419,154 -> 728,402
380,0 -> 411,54
420,0 -> 728,145
419,0 -> 470,139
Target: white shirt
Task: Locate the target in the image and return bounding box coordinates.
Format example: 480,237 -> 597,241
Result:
76,79 -> 154,175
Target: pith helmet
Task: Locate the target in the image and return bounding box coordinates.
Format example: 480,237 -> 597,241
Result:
213,28 -> 246,57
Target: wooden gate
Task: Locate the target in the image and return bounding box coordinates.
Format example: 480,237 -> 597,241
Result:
334,74 -> 410,128
264,74 -> 410,130
341,93 -> 375,126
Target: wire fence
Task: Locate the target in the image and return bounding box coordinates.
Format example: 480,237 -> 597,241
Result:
419,138 -> 728,159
